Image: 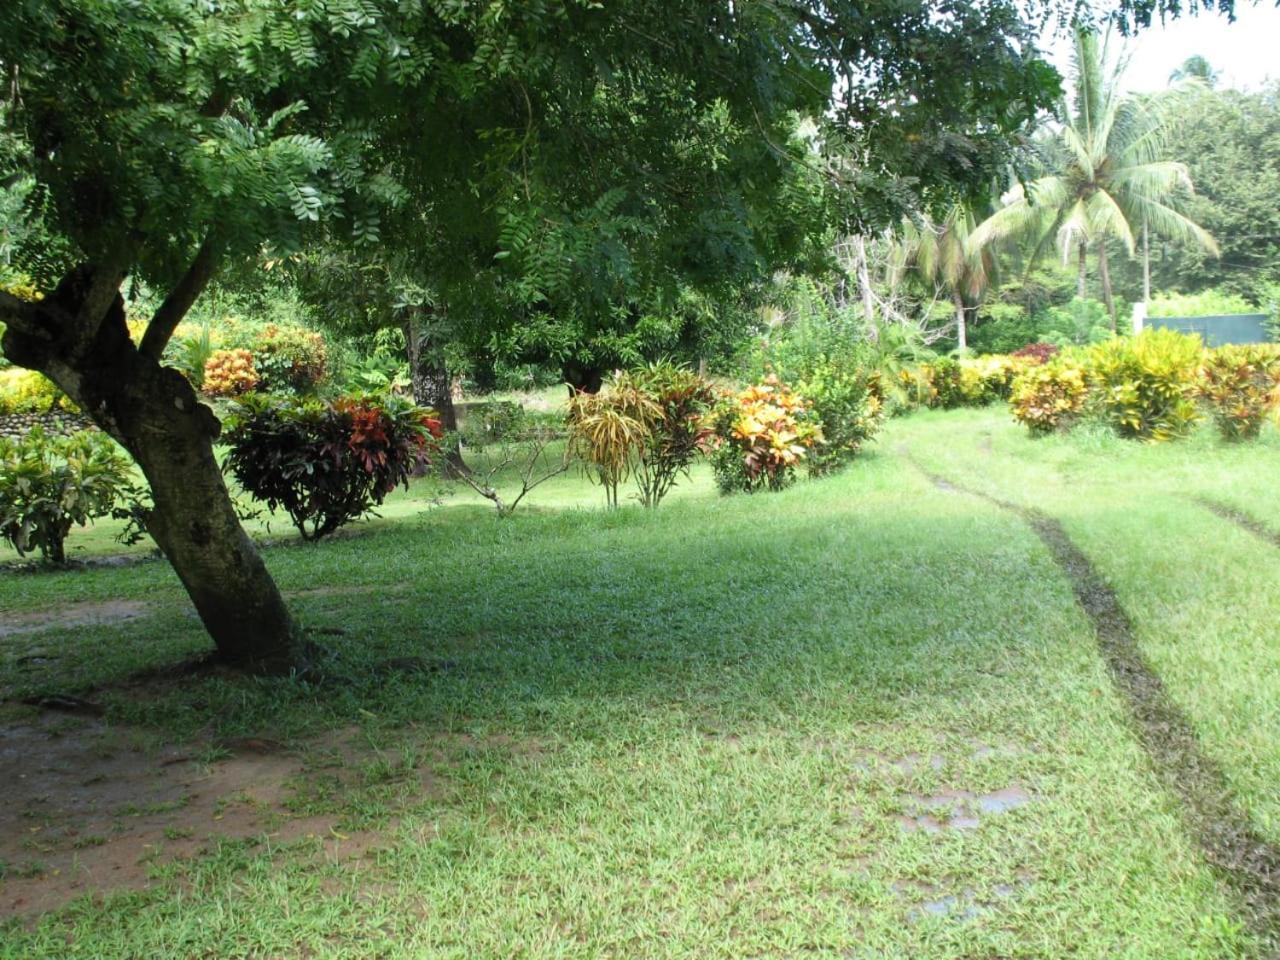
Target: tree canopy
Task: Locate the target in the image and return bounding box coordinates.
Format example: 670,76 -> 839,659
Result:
0,0 -> 1231,670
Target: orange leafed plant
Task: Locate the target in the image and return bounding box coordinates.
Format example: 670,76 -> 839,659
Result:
710,375 -> 822,493
202,349 -> 259,397
1199,344 -> 1280,441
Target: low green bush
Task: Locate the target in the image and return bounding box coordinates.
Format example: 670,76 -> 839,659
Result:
1085,329 -> 1204,442
253,324 -> 329,393
1198,344 -> 1280,441
223,393 -> 441,540
460,400 -> 527,449
1041,298 -> 1114,347
794,358 -> 883,476
1148,289 -> 1258,318
0,428 -> 135,563
163,325 -> 216,389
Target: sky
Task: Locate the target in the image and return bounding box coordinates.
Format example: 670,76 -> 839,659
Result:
1043,3 -> 1280,92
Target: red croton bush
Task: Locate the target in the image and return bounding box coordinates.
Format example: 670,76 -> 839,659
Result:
1011,342 -> 1060,365
223,393 -> 442,540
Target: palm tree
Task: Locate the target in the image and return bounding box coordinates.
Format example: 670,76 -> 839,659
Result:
900,205 -> 996,351
972,28 -> 1218,327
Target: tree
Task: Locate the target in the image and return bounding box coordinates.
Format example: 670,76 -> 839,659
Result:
898,206 -> 998,351
972,28 -> 1219,326
0,0 -> 1106,672
1169,55 -> 1220,87
1133,80 -> 1280,300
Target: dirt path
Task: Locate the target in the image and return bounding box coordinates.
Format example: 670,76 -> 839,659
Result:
1193,498 -> 1280,551
903,449 -> 1280,951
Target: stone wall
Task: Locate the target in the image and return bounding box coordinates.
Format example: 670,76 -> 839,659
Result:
0,411 -> 98,441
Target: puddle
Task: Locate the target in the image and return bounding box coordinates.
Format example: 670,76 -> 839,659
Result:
978,786 -> 1031,814
901,448 -> 1280,948
893,875 -> 1027,923
899,785 -> 1032,832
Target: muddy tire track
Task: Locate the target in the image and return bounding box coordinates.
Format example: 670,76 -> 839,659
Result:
1193,497 -> 1280,551
904,450 -> 1280,950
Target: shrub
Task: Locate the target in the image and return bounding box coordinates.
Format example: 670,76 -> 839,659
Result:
1149,289 -> 1258,318
164,325 -> 216,389
203,349 -> 260,397
709,375 -> 822,494
1009,360 -> 1088,434
1198,344 -> 1280,441
968,302 -> 1037,355
223,393 -> 441,540
1011,342 -> 1060,365
926,358 -> 967,410
630,361 -> 717,506
1042,297 -> 1113,347
0,369 -> 76,414
566,374 -> 660,508
460,400 -> 527,450
965,355 -> 1030,402
895,365 -> 938,411
795,359 -> 883,475
0,276 -> 43,370
1085,330 -> 1204,442
0,428 -> 135,563
253,324 -> 328,393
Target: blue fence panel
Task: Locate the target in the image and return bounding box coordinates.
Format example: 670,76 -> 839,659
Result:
1147,313 -> 1270,347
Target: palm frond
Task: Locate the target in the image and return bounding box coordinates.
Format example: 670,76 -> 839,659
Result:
1130,198 -> 1220,256
1086,188 -> 1137,255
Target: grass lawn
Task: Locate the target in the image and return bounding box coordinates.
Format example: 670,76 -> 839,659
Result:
1,406 -> 1277,957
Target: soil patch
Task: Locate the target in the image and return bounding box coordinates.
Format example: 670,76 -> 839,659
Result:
904,452 -> 1280,950
0,719 -> 405,918
0,601 -> 152,639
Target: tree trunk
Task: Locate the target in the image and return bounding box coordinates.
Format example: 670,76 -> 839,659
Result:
952,291 -> 967,352
405,312 -> 458,432
1097,239 -> 1116,331
563,360 -> 604,394
2,271 -> 302,673
405,311 -> 465,474
1142,218 -> 1151,304
854,235 -> 876,327
1076,239 -> 1088,299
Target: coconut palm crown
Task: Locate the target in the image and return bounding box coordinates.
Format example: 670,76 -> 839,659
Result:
900,205 -> 997,350
972,28 -> 1218,324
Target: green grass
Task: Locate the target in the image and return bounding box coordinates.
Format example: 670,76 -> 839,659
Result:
900,408 -> 1280,845
1,407 -> 1277,957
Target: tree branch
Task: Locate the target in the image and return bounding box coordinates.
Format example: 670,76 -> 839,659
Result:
0,288 -> 42,334
140,233 -> 222,361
